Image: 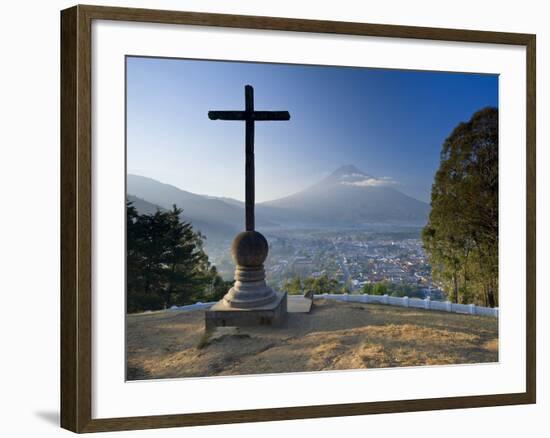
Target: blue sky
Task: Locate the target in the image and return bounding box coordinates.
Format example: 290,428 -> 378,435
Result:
126,56 -> 498,203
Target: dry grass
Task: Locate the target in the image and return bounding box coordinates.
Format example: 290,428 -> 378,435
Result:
126,299 -> 498,380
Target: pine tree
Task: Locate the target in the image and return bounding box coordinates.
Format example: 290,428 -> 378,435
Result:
126,201 -> 142,298
126,201 -> 228,312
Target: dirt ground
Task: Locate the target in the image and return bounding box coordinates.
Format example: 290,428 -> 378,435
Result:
126,299 -> 498,380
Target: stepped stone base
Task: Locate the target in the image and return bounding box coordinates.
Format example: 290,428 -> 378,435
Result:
205,291 -> 287,330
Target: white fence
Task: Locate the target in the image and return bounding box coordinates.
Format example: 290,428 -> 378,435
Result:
167,302 -> 216,312
160,294 -> 498,318
314,293 -> 499,318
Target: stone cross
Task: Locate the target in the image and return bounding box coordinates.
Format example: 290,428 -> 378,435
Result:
205,85 -> 290,328
208,85 -> 290,231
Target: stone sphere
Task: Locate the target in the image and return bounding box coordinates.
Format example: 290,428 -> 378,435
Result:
231,231 -> 269,267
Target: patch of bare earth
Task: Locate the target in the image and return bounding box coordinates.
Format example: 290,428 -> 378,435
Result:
126,299 -> 498,380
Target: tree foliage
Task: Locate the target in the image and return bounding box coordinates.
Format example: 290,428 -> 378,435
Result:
362,281 -> 425,298
126,201 -> 232,312
422,107 -> 498,307
283,274 -> 340,295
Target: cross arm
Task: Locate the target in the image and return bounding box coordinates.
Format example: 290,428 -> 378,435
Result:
253,111 -> 290,121
208,111 -> 246,120
208,110 -> 291,121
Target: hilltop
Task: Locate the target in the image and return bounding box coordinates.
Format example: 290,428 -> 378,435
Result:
127,299 -> 498,380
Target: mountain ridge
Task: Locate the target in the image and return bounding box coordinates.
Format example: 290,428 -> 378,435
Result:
127,166 -> 429,238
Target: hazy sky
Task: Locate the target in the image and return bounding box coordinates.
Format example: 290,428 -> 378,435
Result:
126,56 -> 498,203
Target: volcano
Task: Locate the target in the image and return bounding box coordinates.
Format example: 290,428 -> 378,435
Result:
258,165 -> 429,225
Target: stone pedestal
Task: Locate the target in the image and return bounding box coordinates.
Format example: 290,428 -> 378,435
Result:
205,230 -> 287,329
205,290 -> 287,329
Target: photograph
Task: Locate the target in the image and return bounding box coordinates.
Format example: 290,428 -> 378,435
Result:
1,0 -> 542,435
125,56 -> 499,380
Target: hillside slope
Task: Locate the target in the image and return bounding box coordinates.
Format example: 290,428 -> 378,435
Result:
127,299 -> 498,379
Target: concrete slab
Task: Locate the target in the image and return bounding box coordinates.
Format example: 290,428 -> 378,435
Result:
287,296 -> 313,313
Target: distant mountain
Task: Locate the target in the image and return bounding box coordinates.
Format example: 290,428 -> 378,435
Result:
127,167 -> 429,241
127,175 -> 245,241
259,165 -> 429,225
127,194 -> 161,215
127,175 -> 278,241
204,195 -> 245,209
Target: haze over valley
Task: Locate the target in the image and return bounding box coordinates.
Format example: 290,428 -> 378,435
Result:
127,166 -> 442,298
127,165 -> 429,235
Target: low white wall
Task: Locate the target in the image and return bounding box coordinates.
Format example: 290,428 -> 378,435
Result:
313,293 -> 499,318
167,302 -> 216,312
159,294 -> 498,318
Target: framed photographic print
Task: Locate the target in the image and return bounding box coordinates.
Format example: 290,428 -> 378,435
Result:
60,4 -> 536,433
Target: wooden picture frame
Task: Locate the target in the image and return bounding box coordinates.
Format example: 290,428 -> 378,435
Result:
60,4 -> 536,433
